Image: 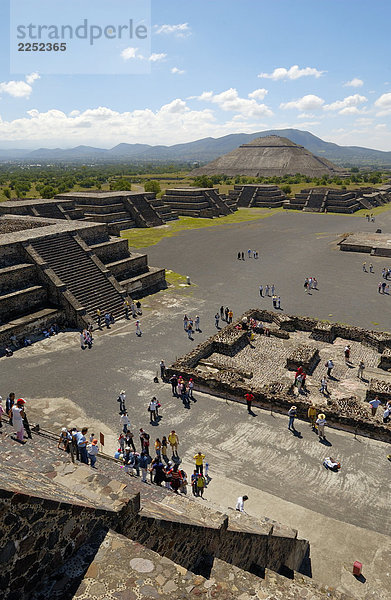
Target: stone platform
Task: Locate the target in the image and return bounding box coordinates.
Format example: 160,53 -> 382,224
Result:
339,232 -> 391,257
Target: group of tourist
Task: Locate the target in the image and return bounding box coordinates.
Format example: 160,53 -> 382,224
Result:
183,314 -> 200,339
3,323 -> 61,357
168,374 -> 194,405
123,299 -> 142,320
58,426 -> 100,467
215,306 -> 233,327
237,249 -> 259,260
303,277 -> 318,292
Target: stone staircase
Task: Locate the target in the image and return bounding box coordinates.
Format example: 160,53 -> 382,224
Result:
0,245 -> 63,347
236,185 -> 257,207
73,197 -> 135,233
29,233 -> 126,322
123,194 -> 164,227
204,188 -> 232,216
303,190 -> 326,212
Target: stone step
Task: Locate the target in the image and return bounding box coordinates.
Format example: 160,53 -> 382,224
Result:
0,307 -> 64,345
75,203 -> 125,214
120,266 -> 166,296
0,263 -> 36,293
0,285 -> 47,320
106,255 -> 148,278
84,211 -> 130,223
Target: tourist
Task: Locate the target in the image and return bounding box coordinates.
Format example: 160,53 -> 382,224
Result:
6,392 -> 15,426
117,390 -> 126,415
80,331 -> 86,350
237,252 -> 241,260
308,403 -> 317,429
248,249 -> 251,258
123,299 -> 130,319
151,458 -> 166,487
369,396 -> 381,417
194,451 -> 206,475
225,307 -> 229,321
179,468 -> 188,494
383,404 -> 391,423
139,429 -> 150,454
344,345 -> 351,364
188,378 -> 194,399
378,282 -> 382,294
148,397 -> 158,423
294,366 -> 303,386
253,250 -> 257,259
168,430 -> 179,457
316,413 -> 327,440
120,411 -> 131,433
357,360 -> 365,380
277,296 -> 281,309
187,323 -> 194,339
96,308 -> 101,328
183,315 -> 188,330
191,470 -> 199,496
161,435 -> 169,464
272,295 -> 277,309
12,398 -> 26,443
319,376 -> 328,395
259,285 -> 263,297
170,374 -> 178,396
139,452 -> 151,483
369,263 -> 374,273
22,402 -> 33,439
288,405 -> 297,431
131,302 -> 137,318
195,315 -> 200,331
241,251 -> 244,260
236,495 -> 248,512
245,391 -> 254,413
215,313 -> 220,328
228,309 -> 233,323
136,300 -> 142,315
0,397 -> 3,431
87,438 -> 99,468
363,262 -> 367,272
265,284 -> 270,297
313,277 -> 318,290
167,463 -> 183,493
382,281 -> 387,293
155,437 -> 161,458
128,451 -> 140,477
304,278 -> 309,293
159,360 -> 166,380
196,473 -> 206,497
220,306 -> 224,320
135,320 -> 142,336
104,312 -> 111,328
76,428 -> 89,464
125,431 -> 136,453
326,359 -> 334,377
58,427 -> 70,451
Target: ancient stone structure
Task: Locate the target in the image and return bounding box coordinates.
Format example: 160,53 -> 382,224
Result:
339,231 -> 391,257
284,186 -> 391,213
0,424 -> 316,600
191,136 -> 344,178
228,184 -> 286,208
0,215 -> 165,346
161,187 -> 234,218
0,190 -> 179,233
167,309 -> 391,441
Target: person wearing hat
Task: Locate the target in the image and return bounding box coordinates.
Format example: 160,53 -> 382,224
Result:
12,398 -> 26,442
288,405 -> 297,431
307,403 -> 317,430
87,438 -> 99,468
168,430 -> 179,457
58,427 -> 70,452
188,378 -> 194,399
316,413 -> 327,439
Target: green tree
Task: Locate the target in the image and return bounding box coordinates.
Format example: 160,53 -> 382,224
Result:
3,188 -> 11,199
110,178 -> 132,191
281,184 -> 292,195
144,180 -> 161,194
40,185 -> 57,198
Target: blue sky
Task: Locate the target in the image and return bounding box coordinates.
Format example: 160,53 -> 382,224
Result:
0,0 -> 391,150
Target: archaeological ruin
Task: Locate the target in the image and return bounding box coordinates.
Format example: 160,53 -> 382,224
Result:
284,185 -> 391,213
0,213 -> 165,348
339,231 -> 391,256
191,135 -> 345,178
160,187 -> 235,218
167,309 -> 391,441
228,184 -> 286,208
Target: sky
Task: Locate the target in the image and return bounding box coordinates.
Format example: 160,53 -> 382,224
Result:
0,0 -> 391,150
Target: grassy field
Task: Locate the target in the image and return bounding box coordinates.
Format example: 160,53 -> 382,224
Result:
121,207 -> 281,248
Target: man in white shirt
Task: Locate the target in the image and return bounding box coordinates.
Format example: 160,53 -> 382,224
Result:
236,495 -> 248,512
120,412 -> 131,433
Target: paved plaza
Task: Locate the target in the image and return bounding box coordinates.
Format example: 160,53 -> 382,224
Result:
2,209 -> 391,598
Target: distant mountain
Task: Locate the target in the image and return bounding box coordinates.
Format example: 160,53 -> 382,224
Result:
1,129 -> 391,166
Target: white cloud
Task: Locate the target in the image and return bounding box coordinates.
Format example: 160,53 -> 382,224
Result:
0,73 -> 40,99
258,65 -> 325,80
195,87 -> 273,117
344,78 -> 363,88
374,92 -> 391,115
149,53 -> 167,62
324,94 -> 367,112
355,117 -> 373,126
121,47 -> 139,60
280,94 -> 325,111
121,48 -> 167,62
154,23 -> 191,37
171,67 -> 185,75
248,88 -> 268,101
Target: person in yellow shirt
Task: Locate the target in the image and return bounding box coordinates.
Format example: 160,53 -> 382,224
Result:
308,404 -> 317,430
168,430 -> 179,457
194,451 -> 206,475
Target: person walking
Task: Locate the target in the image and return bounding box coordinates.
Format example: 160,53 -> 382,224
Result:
191,470 -> 199,496
259,285 -> 263,297
215,313 -> 220,328
245,391 -> 254,413
187,324 -> 193,339
87,438 -> 99,468
316,413 -> 327,440
168,430 -> 179,457
288,405 -> 297,431
228,309 -> 233,323
135,320 -> 142,336
241,251 -> 244,260
362,262 -> 367,272
319,376 -> 328,395
139,452 -> 151,483
195,315 -> 200,331
170,374 -> 178,396
96,308 -> 102,328
194,451 -> 205,475
326,359 -> 334,377
265,284 -> 270,297
196,473 -> 206,498
272,295 -> 277,309
117,390 -> 126,414
120,412 -> 130,434
225,307 -> 229,321
160,360 -> 166,380
358,360 -> 365,380
369,263 -> 374,273
247,249 -> 251,258
183,315 -> 188,330
237,251 -> 241,260
188,378 -> 194,399
220,306 -> 224,320
123,300 -> 130,319
161,436 -> 169,465
344,345 -> 351,364
308,403 -> 317,430
155,438 -> 161,458
369,396 -> 381,417
277,296 -> 281,309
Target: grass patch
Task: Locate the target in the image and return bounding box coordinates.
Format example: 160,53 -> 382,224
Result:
165,270 -> 190,288
353,204 -> 391,217
121,207 -> 281,248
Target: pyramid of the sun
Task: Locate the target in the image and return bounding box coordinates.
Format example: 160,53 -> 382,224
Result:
192,135 -> 343,177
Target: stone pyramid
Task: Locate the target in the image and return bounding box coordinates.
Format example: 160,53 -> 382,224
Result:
192,135 -> 343,177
